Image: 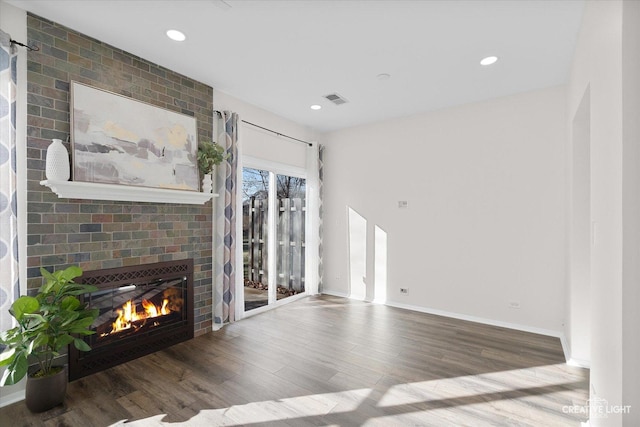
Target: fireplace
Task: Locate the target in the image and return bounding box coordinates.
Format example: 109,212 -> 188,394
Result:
69,259 -> 194,381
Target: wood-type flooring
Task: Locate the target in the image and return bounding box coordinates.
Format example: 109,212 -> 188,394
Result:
0,295 -> 589,426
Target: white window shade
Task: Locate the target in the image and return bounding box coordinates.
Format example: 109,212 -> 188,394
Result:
241,124 -> 308,169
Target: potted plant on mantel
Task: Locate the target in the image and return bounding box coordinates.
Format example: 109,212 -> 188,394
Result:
197,139 -> 228,193
0,266 -> 99,412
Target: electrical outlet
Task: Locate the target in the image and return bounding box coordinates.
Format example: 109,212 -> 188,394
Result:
509,300 -> 521,309
400,288 -> 409,294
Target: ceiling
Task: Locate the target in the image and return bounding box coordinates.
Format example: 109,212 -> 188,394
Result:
7,0 -> 584,133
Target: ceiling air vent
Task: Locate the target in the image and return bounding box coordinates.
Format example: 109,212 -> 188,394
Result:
324,93 -> 349,106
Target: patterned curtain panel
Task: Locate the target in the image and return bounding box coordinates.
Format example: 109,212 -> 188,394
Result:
0,30 -> 20,330
213,111 -> 238,325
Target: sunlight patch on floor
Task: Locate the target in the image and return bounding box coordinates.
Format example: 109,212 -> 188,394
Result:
106,363 -> 587,426
377,364 -> 572,408
108,388 -> 371,426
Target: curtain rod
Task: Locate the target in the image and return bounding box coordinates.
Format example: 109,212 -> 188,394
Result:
242,120 -> 313,147
0,29 -> 39,51
10,39 -> 39,51
215,110 -> 313,147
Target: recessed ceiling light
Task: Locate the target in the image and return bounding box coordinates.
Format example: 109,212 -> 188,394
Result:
480,56 -> 498,66
377,73 -> 391,81
166,29 -> 186,42
310,105 -> 322,110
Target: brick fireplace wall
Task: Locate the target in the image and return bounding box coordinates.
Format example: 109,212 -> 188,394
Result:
25,14 -> 214,335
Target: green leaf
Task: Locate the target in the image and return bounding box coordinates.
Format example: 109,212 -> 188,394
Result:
0,348 -> 16,367
56,334 -> 75,348
33,332 -> 48,349
65,288 -> 95,296
59,311 -> 80,327
9,296 -> 40,321
73,338 -> 92,352
26,339 -> 35,355
59,266 -> 83,281
39,267 -> 56,282
60,296 -> 80,311
80,284 -> 98,294
39,268 -> 57,293
0,366 -> 12,386
22,313 -> 46,324
0,353 -> 27,386
0,328 -> 20,345
69,317 -> 95,329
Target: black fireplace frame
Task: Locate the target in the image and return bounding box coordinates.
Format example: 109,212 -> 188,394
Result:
69,259 -> 194,381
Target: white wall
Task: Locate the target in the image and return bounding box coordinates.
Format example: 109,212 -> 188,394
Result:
567,86 -> 591,367
0,0 -> 28,408
621,1 -> 640,425
322,86 -> 567,334
567,0 -> 639,424
567,0 -> 623,424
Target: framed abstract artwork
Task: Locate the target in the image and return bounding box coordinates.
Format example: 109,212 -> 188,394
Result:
71,81 -> 199,191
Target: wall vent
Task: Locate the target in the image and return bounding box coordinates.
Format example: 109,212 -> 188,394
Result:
324,93 -> 349,106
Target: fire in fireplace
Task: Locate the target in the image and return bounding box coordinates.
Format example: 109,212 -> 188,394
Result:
107,293 -> 172,336
69,259 -> 194,381
88,276 -> 186,345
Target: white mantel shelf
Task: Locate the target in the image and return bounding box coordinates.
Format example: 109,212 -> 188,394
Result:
41,180 -> 218,204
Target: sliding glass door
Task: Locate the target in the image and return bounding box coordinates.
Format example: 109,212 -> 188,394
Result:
243,167 -> 270,311
275,174 -> 306,301
242,162 -> 306,313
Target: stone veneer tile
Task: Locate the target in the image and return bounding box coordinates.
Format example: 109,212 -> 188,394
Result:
55,223 -> 79,233
122,223 -> 141,231
54,203 -> 79,213
27,13 -> 215,335
103,205 -> 124,214
55,243 -> 79,254
90,233 -> 112,242
68,234 -> 91,243
79,242 -> 102,253
80,204 -> 102,213
42,234 -> 66,245
101,259 -> 123,269
103,223 -> 123,233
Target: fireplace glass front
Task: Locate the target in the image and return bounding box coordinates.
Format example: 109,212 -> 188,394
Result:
87,276 -> 188,347
69,259 -> 194,381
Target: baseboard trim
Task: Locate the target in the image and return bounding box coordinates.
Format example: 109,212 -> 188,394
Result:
559,332 -> 591,368
385,300 -> 564,338
0,389 -> 25,408
567,356 -> 591,369
321,292 -> 566,339
560,333 -> 570,363
320,289 -> 350,299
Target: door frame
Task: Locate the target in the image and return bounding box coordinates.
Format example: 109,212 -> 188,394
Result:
240,155 -> 309,318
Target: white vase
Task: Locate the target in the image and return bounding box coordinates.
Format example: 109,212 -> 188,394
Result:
45,139 -> 70,181
202,173 -> 213,193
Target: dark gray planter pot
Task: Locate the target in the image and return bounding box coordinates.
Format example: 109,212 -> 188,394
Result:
25,366 -> 67,413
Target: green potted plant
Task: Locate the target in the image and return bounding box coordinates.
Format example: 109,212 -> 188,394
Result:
197,139 -> 227,192
0,266 -> 99,412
